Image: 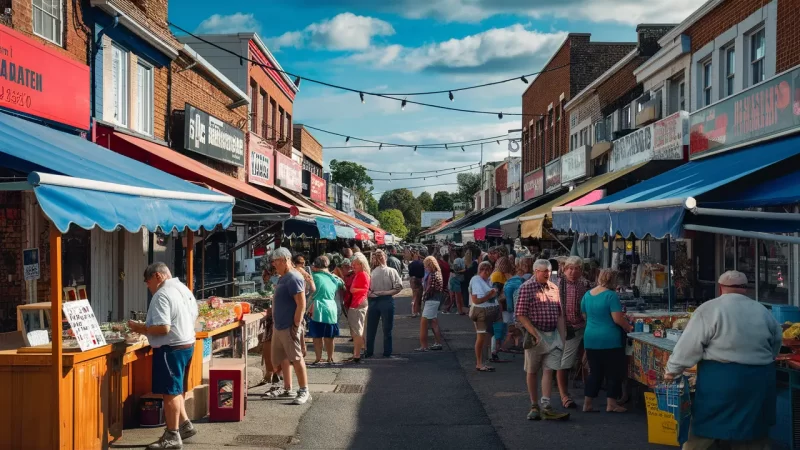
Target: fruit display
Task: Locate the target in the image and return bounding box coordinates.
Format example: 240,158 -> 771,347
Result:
198,300 -> 236,331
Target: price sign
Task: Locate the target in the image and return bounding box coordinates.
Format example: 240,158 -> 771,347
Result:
62,300 -> 106,351
22,248 -> 39,281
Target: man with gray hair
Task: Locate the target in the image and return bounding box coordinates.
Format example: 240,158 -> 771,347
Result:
128,263 -> 199,449
514,259 -> 570,421
365,249 -> 403,358
554,256 -> 592,409
665,270 -> 781,449
264,247 -> 312,405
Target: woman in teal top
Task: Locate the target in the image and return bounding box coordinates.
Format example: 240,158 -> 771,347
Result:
580,269 -> 633,413
308,256 -> 343,366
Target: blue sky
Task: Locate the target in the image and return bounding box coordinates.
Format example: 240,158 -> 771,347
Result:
168,0 -> 706,198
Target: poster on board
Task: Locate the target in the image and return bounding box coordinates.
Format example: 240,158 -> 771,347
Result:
62,300 -> 106,352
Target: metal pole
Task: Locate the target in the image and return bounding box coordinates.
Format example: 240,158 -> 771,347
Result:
666,234 -> 673,311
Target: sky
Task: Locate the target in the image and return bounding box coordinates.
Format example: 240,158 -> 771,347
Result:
168,0 -> 707,199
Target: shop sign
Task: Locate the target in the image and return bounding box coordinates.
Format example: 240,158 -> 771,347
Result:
610,125 -> 653,172
22,248 -> 39,281
274,150 -> 302,192
523,169 -> 544,200
341,187 -> 355,215
301,169 -> 311,197
561,146 -> 591,182
545,158 -> 562,193
507,158 -> 522,189
62,300 -> 106,352
247,135 -> 273,187
310,173 -> 326,203
689,68 -> 800,159
184,103 -> 245,167
0,25 -> 90,130
653,111 -> 689,160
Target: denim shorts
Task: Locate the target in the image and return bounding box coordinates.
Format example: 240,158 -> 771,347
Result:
448,277 -> 462,292
152,345 -> 193,395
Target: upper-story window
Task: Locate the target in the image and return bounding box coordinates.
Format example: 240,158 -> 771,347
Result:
604,114 -> 613,140
724,46 -> 736,97
621,106 -> 631,130
702,60 -> 713,107
135,62 -> 153,135
679,81 -> 686,111
33,0 -> 63,46
750,28 -> 766,85
111,44 -> 129,127
250,79 -> 258,134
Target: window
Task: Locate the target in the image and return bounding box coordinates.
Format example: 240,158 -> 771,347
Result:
111,45 -> 129,127
678,82 -> 686,111
750,28 -> 766,85
260,90 -> 267,136
286,113 -> 292,142
278,107 -> 285,140
250,79 -> 258,133
135,62 -> 153,135
724,46 -> 735,97
270,100 -> 277,139
702,60 -> 712,107
33,0 -> 63,46
604,115 -> 613,140
621,106 -> 631,130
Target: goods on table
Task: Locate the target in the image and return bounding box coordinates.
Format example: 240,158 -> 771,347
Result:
672,317 -> 690,331
783,322 -> 800,339
198,300 -> 237,331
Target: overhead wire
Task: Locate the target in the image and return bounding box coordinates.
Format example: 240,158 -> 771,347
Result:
364,162 -> 479,174
370,165 -> 478,181
303,125 -> 517,149
372,182 -> 460,195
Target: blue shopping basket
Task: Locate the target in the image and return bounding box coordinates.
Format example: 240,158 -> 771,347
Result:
655,376 -> 691,445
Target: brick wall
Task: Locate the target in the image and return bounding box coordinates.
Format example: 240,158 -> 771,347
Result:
249,58 -> 295,158
171,52 -> 249,180
106,0 -> 181,49
596,56 -> 648,116
0,0 -> 90,65
293,126 -> 323,166
776,0 -> 800,72
0,192 -> 25,309
494,162 -> 508,193
571,94 -> 603,128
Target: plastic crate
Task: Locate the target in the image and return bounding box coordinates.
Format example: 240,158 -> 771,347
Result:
769,305 -> 800,325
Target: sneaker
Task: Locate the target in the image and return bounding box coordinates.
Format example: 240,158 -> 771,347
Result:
527,405 -> 541,421
292,389 -> 312,405
541,405 -> 571,421
178,420 -> 197,441
263,387 -> 296,399
147,430 -> 182,449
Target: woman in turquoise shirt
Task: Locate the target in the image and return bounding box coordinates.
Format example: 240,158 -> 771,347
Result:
580,269 -> 633,413
308,256 -> 344,366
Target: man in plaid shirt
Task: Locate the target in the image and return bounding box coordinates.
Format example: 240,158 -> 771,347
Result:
515,259 -> 570,421
556,256 -> 593,409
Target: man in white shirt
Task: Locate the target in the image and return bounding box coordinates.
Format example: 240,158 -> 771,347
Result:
366,250 -> 404,358
128,263 -> 199,450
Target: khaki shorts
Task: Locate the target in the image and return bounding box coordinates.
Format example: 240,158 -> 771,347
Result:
271,325 -> 304,366
348,303 -> 368,337
523,332 -> 563,374
469,305 -> 500,334
558,328 -> 584,370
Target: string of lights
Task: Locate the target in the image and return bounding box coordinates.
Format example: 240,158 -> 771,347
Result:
370,165 -> 478,181
303,125 -> 513,149
364,162 -> 479,174
169,21 -> 558,118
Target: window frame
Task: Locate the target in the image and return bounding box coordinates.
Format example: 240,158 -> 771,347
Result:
32,0 -> 63,46
678,81 -> 686,111
750,27 -> 766,86
724,45 -> 735,97
135,61 -> 154,136
250,79 -> 259,134
702,60 -> 713,107
111,44 -> 129,128
621,105 -> 631,130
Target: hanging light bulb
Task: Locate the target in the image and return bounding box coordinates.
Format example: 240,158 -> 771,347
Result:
360,92 -> 365,104
496,140 -> 500,145
379,143 -> 383,150
521,76 -> 529,84
498,112 -> 503,120
294,77 -> 301,87
445,144 -> 448,150
345,136 -> 350,143
461,146 -> 465,152
413,146 -> 417,153
449,91 -> 454,102
401,99 -> 407,110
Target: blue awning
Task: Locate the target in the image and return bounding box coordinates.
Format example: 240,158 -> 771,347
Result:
334,224 -> 356,240
462,191 -> 565,240
284,217 -> 319,238
0,112 -> 233,233
553,133 -> 800,238
315,217 -> 337,240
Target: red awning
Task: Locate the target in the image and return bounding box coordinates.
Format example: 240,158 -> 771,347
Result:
97,127 -> 290,210
473,227 -> 503,241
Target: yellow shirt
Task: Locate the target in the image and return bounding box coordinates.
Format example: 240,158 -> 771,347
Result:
490,271 -> 508,285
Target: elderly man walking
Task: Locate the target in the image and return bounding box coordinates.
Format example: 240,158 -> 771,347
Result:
554,256 -> 592,409
665,271 -> 781,450
128,263 -> 199,449
263,248 -> 312,405
387,247 -> 404,276
514,259 -> 570,421
365,250 -> 404,358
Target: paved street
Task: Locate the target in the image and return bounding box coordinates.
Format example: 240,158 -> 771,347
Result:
115,292 -> 670,449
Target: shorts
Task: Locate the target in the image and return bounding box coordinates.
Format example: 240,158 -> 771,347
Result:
271,325 -> 305,366
410,277 -> 423,295
448,277 -> 462,292
469,305 -> 501,334
347,303 -> 368,336
152,345 -> 194,395
524,345 -> 563,374
422,300 -> 440,319
559,328 -> 584,370
306,319 -> 340,339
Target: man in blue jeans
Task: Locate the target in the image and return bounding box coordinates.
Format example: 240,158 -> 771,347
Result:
128,262 -> 199,449
365,250 -> 403,358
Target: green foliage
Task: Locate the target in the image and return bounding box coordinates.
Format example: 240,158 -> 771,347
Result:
330,160 -> 373,195
454,172 -> 481,205
379,188 -> 421,230
417,191 -> 433,211
376,209 -> 408,239
431,191 -> 454,211
364,195 -> 380,218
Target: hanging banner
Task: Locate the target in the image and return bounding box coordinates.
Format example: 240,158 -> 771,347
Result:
690,69 -> 800,159
611,124 -> 653,172
184,103 -> 245,167
561,146 -> 591,182
653,111 -> 689,160
247,134 -> 273,187
301,169 -> 311,197
523,169 -> 544,200
545,158 -> 562,193
310,173 -> 326,203
274,150 -> 302,192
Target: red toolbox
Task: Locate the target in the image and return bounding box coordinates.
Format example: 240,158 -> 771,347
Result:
209,363 -> 245,422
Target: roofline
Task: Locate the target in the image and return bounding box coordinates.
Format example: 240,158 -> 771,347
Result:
90,0 -> 179,59
565,48 -> 640,111
181,44 -> 249,103
633,34 -> 690,81
657,0 -> 725,47
293,124 -> 323,148
521,33 -> 575,98
240,32 -> 298,94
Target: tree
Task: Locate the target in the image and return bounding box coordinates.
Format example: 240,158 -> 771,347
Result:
377,209 -> 408,239
432,191 -> 454,211
330,160 -> 373,204
379,189 -> 421,230
364,195 -> 379,218
417,191 -> 433,211
454,172 -> 481,206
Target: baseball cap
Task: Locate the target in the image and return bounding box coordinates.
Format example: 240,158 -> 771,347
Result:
718,270 -> 748,286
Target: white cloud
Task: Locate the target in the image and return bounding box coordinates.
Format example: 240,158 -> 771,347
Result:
195,13 -> 261,34
344,24 -> 567,75
266,13 -> 395,51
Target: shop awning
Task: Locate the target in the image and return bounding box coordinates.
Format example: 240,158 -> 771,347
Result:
518,163 -> 647,239
0,113 -> 233,233
334,224 -> 356,240
445,207 -> 505,242
313,201 -> 385,243
552,134 -> 800,238
103,129 -> 291,211
315,217 -> 337,240
284,216 -> 320,239
273,185 -> 333,217
463,192 -> 565,241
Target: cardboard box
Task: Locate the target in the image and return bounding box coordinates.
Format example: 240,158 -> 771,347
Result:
184,384 -> 209,421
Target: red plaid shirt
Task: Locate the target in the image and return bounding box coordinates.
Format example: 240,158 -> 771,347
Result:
559,278 -> 591,329
514,279 -> 563,332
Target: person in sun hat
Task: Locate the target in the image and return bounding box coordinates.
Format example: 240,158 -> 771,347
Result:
665,270 -> 781,450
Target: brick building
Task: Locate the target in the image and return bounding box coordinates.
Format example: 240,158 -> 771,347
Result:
293,124 -> 324,176
521,34 -> 637,177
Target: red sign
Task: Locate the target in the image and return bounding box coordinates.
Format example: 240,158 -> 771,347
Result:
523,169 -> 544,200
274,150 -> 302,192
0,25 -> 90,130
310,172 -> 326,202
247,133 -> 273,187
495,162 -> 508,193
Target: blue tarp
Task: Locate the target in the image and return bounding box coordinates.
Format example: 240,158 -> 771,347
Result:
334,224 -> 356,239
315,217 -> 337,240
553,133 -> 800,238
0,112 -> 233,233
